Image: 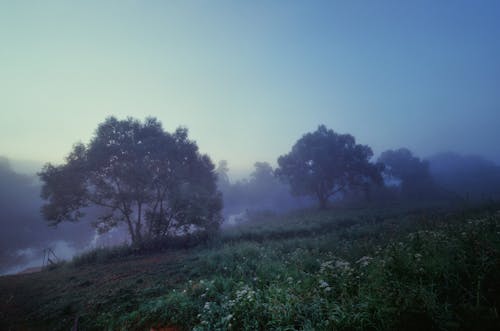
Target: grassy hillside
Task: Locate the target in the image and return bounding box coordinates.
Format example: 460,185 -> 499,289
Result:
1,203 -> 499,331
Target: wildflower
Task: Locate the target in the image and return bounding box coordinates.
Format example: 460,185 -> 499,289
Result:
356,256 -> 372,267
320,260 -> 334,273
335,259 -> 352,273
319,280 -> 329,288
335,260 -> 350,268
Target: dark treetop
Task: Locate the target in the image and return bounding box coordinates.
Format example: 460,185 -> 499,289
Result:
39,117 -> 222,245
276,125 -> 382,209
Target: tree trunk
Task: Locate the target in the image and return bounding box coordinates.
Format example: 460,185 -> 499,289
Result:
133,202 -> 143,245
318,194 -> 328,209
124,216 -> 136,244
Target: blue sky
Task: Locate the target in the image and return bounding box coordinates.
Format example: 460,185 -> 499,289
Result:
1,1 -> 499,178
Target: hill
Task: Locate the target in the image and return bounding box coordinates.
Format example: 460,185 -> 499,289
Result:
1,203 -> 499,331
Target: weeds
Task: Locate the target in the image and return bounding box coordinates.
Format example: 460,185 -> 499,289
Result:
1,204 -> 499,330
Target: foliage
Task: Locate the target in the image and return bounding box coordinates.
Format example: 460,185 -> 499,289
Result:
2,204 -> 500,330
379,148 -> 437,200
428,152 -> 500,201
38,117 -> 223,245
276,125 -> 382,209
216,161 -> 308,215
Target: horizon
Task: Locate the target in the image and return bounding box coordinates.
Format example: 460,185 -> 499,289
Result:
3,140 -> 500,183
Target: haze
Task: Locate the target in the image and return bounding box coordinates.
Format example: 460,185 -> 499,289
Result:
1,1 -> 500,275
1,0 -> 500,177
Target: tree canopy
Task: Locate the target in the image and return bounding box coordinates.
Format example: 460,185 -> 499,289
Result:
38,117 -> 222,245
378,148 -> 436,199
276,125 -> 382,208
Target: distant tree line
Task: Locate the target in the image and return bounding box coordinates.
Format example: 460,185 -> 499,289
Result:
215,160 -> 311,218
219,125 -> 500,213
39,118 -> 500,245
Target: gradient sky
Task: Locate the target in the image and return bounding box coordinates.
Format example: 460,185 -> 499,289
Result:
1,0 -> 499,178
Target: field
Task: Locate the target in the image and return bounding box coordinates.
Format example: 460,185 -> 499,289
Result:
1,202 -> 499,331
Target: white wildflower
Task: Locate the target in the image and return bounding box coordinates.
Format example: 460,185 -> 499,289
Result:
319,280 -> 329,288
356,256 -> 372,267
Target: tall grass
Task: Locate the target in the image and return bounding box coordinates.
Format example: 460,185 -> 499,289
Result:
109,207 -> 500,330
29,202 -> 500,330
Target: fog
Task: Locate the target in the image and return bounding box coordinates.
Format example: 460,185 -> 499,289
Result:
2,142 -> 499,274
1,1 -> 500,274
0,157 -> 129,274
428,152 -> 500,201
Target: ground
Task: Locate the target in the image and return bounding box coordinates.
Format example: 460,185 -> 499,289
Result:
1,202 -> 499,330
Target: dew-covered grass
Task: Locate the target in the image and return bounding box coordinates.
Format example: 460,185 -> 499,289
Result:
1,203 -> 499,330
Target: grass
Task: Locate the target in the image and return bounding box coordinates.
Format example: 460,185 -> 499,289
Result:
1,202 -> 499,330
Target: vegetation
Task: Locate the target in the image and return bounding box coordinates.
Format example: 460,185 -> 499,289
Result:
3,121 -> 499,331
1,203 -> 499,330
276,125 -> 382,209
38,117 -> 222,245
378,148 -> 437,200
216,160 -> 306,216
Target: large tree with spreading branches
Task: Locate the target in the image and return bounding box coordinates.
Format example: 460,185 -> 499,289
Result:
276,125 -> 382,209
38,117 -> 222,245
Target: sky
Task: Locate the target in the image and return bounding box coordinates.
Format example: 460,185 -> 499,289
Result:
1,0 -> 499,178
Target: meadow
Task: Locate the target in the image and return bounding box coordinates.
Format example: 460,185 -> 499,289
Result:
1,202 -> 499,331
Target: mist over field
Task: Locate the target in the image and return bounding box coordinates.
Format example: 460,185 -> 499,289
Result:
2,148 -> 500,274
1,1 -> 500,330
0,157 -> 130,274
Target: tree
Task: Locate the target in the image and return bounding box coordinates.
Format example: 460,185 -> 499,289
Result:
251,162 -> 275,184
276,125 -> 382,209
39,117 -> 223,245
215,160 -> 230,191
428,152 -> 500,201
378,148 -> 436,199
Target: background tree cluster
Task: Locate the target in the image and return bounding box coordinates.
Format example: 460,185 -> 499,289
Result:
216,125 -> 445,213
377,148 -> 439,200
216,161 -> 310,217
428,152 -> 500,201
38,118 -> 500,246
